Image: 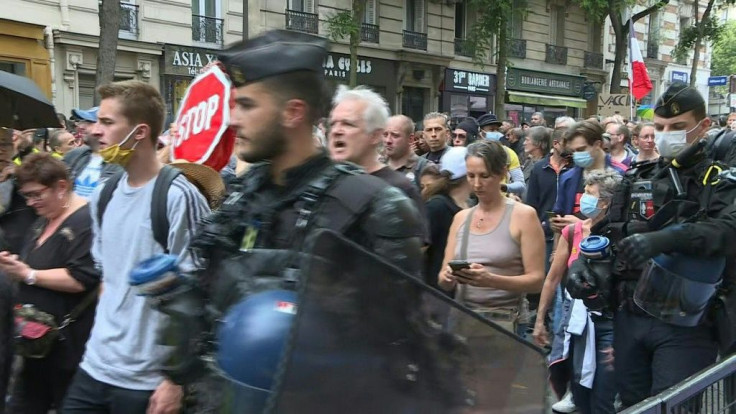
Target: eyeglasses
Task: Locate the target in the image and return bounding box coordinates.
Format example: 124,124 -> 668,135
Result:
452,133 -> 467,139
19,186 -> 50,202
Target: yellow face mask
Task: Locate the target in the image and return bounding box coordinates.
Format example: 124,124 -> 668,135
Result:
100,125 -> 141,166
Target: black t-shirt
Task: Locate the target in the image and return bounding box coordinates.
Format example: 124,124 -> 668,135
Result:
371,167 -> 430,245
423,194 -> 461,289
18,204 -> 101,370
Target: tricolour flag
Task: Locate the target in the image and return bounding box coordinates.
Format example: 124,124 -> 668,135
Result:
628,19 -> 653,100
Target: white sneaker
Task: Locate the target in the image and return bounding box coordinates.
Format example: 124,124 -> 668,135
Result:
552,391 -> 577,413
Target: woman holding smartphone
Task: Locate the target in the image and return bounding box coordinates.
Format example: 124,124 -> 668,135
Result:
438,140 -> 545,335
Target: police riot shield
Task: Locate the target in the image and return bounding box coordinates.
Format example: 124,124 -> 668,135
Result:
259,229 -> 548,413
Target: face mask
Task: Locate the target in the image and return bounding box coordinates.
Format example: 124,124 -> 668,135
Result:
573,150 -> 594,168
484,131 -> 503,141
580,193 -> 602,219
100,126 -> 140,166
654,120 -> 702,159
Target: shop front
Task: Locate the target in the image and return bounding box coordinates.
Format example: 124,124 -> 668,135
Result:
441,68 -> 496,125
161,45 -> 220,121
505,68 -> 587,126
322,52 -> 397,113
0,19 -> 51,98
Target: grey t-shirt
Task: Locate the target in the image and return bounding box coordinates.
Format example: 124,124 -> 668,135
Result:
80,171 -> 210,390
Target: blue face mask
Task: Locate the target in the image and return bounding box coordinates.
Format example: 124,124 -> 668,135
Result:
484,131 -> 503,141
580,193 -> 602,218
573,150 -> 594,168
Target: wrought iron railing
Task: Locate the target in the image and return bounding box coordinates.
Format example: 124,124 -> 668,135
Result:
402,30 -> 427,51
454,38 -> 472,57
361,23 -> 379,43
545,44 -> 568,65
192,15 -> 223,44
509,38 -> 526,59
621,354 -> 736,414
285,9 -> 319,34
647,42 -> 659,59
584,51 -> 603,69
120,3 -> 139,35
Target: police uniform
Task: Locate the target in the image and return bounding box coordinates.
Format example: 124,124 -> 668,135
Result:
148,30 -> 425,408
606,83 -> 736,407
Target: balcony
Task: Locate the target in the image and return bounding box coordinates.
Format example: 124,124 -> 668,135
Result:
285,9 -> 319,34
119,3 -> 139,35
647,42 -> 659,59
584,51 -> 603,69
403,30 -> 427,51
545,44 -> 568,65
454,38 -> 472,57
361,23 -> 379,43
192,15 -> 223,45
508,38 -> 526,59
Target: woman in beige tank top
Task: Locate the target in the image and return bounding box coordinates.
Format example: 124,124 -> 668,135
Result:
438,140 -> 546,332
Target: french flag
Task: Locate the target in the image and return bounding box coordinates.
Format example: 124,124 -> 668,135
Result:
629,19 -> 653,100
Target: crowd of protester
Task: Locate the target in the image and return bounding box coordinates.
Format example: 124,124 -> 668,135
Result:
2,74 -> 735,414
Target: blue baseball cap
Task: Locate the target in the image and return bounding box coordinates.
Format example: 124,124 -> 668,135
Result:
71,107 -> 99,122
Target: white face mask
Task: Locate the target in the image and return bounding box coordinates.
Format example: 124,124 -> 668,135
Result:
654,120 -> 702,158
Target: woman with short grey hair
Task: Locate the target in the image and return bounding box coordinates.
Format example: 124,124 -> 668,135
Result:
522,126 -> 551,183
534,169 -> 623,414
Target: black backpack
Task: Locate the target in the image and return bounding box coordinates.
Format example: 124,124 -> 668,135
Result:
97,165 -> 181,253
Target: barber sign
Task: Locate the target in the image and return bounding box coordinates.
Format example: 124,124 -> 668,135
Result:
171,65 -> 235,171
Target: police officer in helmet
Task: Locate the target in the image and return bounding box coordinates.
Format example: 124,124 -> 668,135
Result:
139,30 -> 425,410
607,82 -> 736,408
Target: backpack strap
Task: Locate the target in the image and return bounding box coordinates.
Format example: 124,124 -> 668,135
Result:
151,165 -> 182,253
97,170 -> 124,226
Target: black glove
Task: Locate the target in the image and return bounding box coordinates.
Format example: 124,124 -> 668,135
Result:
617,228 -> 680,268
566,258 -> 598,300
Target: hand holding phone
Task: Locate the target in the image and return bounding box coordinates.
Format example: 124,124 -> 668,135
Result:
448,260 -> 470,272
546,211 -> 560,220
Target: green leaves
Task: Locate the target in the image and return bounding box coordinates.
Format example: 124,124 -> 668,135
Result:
712,21 -> 736,76
325,9 -> 359,42
463,0 -> 524,66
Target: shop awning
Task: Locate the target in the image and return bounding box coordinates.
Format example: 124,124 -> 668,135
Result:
507,91 -> 589,108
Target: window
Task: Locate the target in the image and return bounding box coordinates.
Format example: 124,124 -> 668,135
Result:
289,0 -> 315,13
455,2 -> 466,39
192,0 -> 223,44
647,11 -> 660,58
550,5 -> 565,45
363,0 -> 377,24
405,0 -> 425,32
192,0 -> 219,18
588,21 -> 602,53
510,0 -> 524,39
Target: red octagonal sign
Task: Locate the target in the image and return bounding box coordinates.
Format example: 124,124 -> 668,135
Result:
171,66 -> 235,171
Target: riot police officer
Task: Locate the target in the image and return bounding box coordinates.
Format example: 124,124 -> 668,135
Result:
135,30 -> 425,411
606,83 -> 736,408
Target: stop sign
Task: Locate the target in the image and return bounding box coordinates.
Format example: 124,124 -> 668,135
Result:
171,66 -> 235,171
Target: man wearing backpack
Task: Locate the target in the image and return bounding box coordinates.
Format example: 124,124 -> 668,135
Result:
61,81 -> 210,414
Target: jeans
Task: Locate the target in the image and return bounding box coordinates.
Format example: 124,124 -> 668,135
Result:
61,369 -> 154,414
7,358 -> 76,414
570,318 -> 616,414
614,307 -> 718,408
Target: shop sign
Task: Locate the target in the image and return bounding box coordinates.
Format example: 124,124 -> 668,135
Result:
163,45 -> 218,76
506,68 -> 584,97
444,69 -> 496,94
322,53 -> 394,84
671,71 -> 689,84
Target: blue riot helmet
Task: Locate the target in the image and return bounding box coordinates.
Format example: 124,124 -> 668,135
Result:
216,289 -> 298,412
634,253 -> 725,327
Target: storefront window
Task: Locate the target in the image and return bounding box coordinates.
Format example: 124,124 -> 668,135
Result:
0,60 -> 26,75
164,76 -> 193,120
402,87 -> 426,124
504,104 -> 576,127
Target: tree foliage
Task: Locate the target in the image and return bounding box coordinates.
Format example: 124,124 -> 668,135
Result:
711,21 -> 736,76
673,15 -> 722,63
324,1 -> 364,87
572,0 -> 668,93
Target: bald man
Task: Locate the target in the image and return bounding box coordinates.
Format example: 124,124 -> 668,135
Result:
382,115 -> 432,189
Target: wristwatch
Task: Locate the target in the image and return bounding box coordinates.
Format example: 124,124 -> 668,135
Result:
24,270 -> 37,285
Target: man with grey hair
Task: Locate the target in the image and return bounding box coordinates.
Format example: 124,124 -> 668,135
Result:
605,122 -> 636,166
382,114 -> 432,189
329,86 -> 427,241
531,111 -> 546,127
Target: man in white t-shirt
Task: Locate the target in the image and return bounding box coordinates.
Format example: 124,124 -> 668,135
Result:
61,81 -> 210,414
